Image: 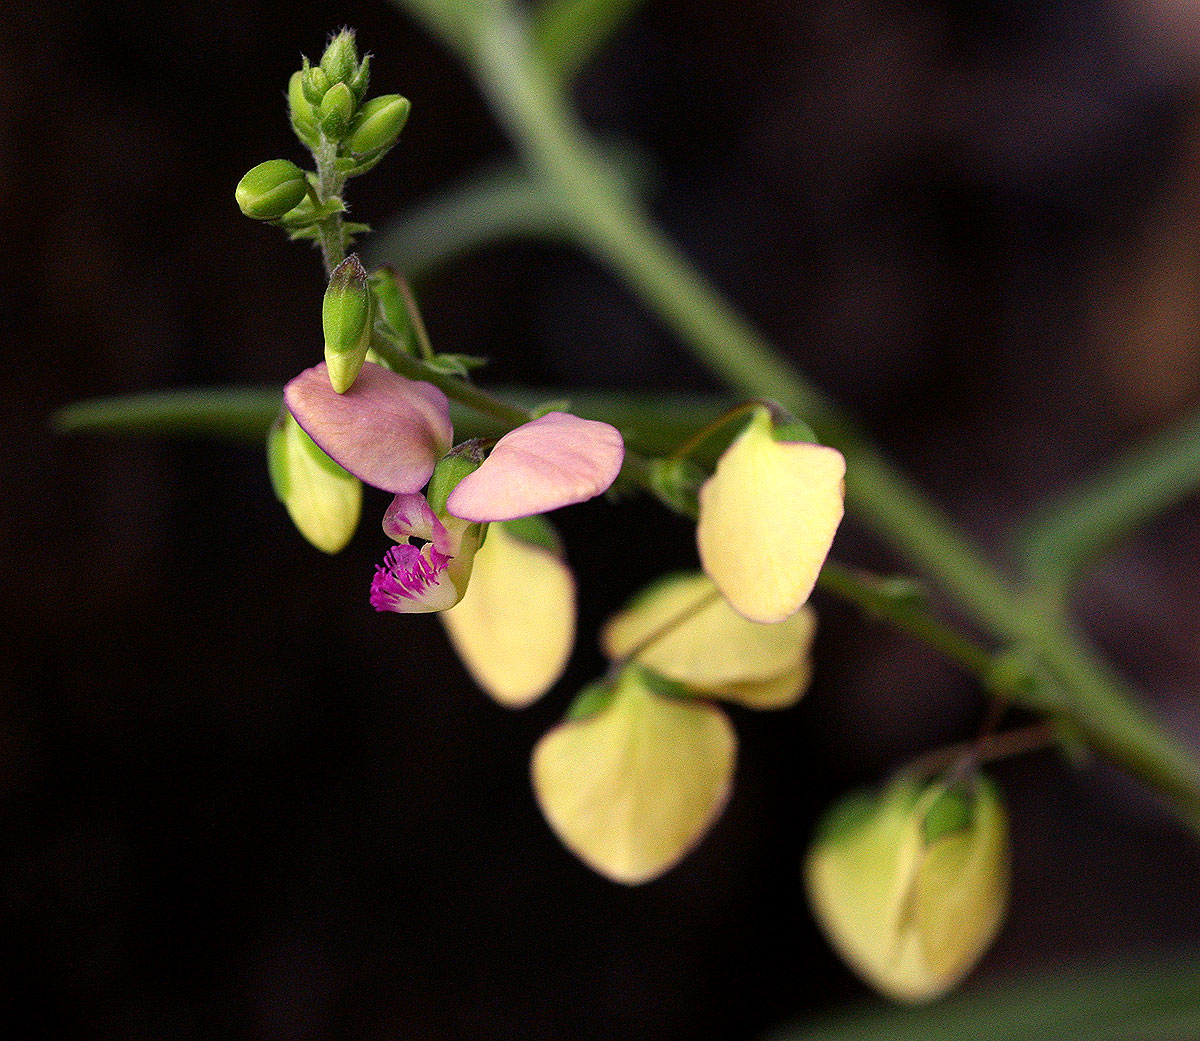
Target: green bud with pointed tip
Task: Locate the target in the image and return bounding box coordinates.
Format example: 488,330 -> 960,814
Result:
320,29 -> 359,85
268,410 -> 362,554
235,159 -> 309,220
318,82 -> 354,140
349,53 -> 371,103
805,773 -> 1010,1004
322,254 -> 373,393
301,63 -> 330,105
345,94 -> 411,156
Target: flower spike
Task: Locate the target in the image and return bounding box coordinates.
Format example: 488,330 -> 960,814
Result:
285,361 -> 453,494
446,412 -> 624,522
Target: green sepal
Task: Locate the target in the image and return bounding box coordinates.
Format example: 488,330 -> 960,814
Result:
335,149 -> 392,179
646,457 -> 704,516
530,398 -> 571,419
423,353 -> 489,378
772,418 -> 818,444
921,782 -> 976,845
565,680 -> 617,722
500,514 -> 562,556
348,53 -> 371,103
426,451 -> 483,516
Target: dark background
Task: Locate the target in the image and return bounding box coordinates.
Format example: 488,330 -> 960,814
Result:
3,0 -> 1200,1038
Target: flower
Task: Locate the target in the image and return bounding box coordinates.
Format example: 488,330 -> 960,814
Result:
284,361 -> 624,613
439,517 -> 575,708
696,406 -> 845,623
531,665 -> 736,885
804,773 -> 1010,1003
601,571 -> 816,710
531,571 -> 817,885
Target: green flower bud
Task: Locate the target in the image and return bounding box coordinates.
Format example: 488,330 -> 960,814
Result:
322,254 -> 373,393
235,159 -> 309,220
318,82 -> 354,140
345,94 -> 411,156
805,773 -> 1010,1003
288,70 -> 318,146
301,64 -> 330,106
348,53 -> 371,103
320,29 -> 359,86
267,410 -> 362,554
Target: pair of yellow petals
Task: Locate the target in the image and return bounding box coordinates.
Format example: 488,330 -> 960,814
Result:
533,572 -> 818,885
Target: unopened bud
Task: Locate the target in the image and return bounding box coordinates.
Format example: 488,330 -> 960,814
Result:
805,773 -> 1010,1003
349,54 -> 371,103
322,254 -> 373,393
301,63 -> 330,106
288,70 -> 318,146
318,82 -> 354,140
235,159 -> 309,220
346,94 -> 411,156
320,29 -> 359,85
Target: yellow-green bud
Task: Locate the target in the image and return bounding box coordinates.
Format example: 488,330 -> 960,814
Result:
318,82 -> 354,140
288,70 -> 318,144
235,159 -> 309,220
323,254 -> 373,393
804,773 -> 1010,1003
301,64 -> 330,105
267,411 -> 362,554
320,29 -> 359,85
346,94 -> 411,156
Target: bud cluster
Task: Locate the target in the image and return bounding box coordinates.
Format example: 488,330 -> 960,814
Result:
235,29 -> 411,231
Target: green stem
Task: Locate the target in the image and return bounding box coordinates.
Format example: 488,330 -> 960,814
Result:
398,0 -> 1200,831
313,137 -> 347,274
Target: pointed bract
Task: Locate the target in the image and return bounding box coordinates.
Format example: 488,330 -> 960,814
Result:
697,408 -> 845,623
531,667 -> 736,885
446,412 -> 624,522
602,572 -> 816,708
440,520 -> 575,708
285,361 -> 452,493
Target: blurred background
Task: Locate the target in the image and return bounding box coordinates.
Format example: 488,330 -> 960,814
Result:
3,0 -> 1200,1038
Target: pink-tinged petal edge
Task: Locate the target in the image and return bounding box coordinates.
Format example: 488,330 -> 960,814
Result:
446,412 -> 624,522
284,362 -> 453,494
382,492 -> 453,554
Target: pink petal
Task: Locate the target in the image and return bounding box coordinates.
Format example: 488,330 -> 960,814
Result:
382,492 -> 452,555
284,362 -> 453,493
446,412 -> 625,522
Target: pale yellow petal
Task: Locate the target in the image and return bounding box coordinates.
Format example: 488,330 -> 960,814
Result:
531,669 -> 736,885
440,522 -> 575,708
268,412 -> 362,554
697,408 -> 845,623
601,572 -> 816,695
721,658 -> 812,710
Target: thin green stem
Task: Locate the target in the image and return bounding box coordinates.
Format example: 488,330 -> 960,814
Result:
313,137 -> 347,275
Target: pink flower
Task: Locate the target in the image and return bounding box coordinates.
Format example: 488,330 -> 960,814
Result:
284,362 -> 625,612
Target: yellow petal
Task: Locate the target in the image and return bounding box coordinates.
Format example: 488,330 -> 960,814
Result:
697,408 -> 845,623
601,572 -> 816,704
531,668 -> 737,885
804,776 -> 1009,1003
267,412 -> 362,554
440,521 -> 575,708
